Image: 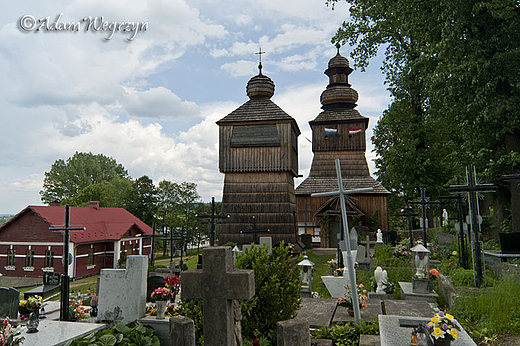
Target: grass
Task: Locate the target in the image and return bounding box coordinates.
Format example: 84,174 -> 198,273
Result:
305,249 -> 336,299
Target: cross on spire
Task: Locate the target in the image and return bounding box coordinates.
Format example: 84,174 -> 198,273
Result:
256,47 -> 265,74
311,159 -> 373,324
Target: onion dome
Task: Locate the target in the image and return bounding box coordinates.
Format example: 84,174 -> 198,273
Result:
320,44 -> 359,110
246,62 -> 275,99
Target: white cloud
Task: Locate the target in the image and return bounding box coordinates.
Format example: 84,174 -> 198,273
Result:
220,60 -> 258,77
235,14 -> 253,26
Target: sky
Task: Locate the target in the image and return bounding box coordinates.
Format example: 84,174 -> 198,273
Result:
0,0 -> 391,215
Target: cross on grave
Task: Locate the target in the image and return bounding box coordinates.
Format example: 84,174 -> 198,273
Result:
399,205 -> 419,250
239,216 -> 270,244
450,164 -> 497,287
442,177 -> 469,269
311,159 -> 373,324
143,226 -> 188,270
48,204 -> 85,321
181,247 -> 255,346
196,197 -> 229,246
408,188 -> 442,245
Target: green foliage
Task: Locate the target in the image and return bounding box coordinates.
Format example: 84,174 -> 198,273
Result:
65,321 -> 160,346
312,321 -> 379,346
0,215 -> 12,226
306,250 -> 336,299
449,275 -> 520,340
40,152 -> 129,204
235,243 -> 301,344
175,298 -> 204,345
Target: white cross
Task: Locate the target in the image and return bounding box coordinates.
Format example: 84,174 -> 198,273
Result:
312,159 -> 373,323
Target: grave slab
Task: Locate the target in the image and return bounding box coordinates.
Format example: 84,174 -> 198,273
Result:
382,300 -> 435,318
321,275 -> 349,299
20,320 -> 105,346
399,282 -> 439,303
293,298 -> 336,328
379,315 -> 476,346
333,300 -> 380,324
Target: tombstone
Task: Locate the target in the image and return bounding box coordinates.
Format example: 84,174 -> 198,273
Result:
146,276 -> 165,302
97,255 -> 148,323
170,315 -> 196,346
349,227 -> 359,251
277,320 -> 311,346
436,232 -> 456,247
0,287 -> 19,319
259,236 -> 272,254
181,247 -> 255,346
300,233 -> 312,249
24,272 -> 61,300
355,245 -> 369,268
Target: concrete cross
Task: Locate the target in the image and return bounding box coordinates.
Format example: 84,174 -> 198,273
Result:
311,159 -> 373,324
181,247 -> 255,346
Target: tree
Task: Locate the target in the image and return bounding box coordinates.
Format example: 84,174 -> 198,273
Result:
328,0 -> 520,232
63,177 -> 133,208
125,175 -> 159,226
40,152 -> 128,203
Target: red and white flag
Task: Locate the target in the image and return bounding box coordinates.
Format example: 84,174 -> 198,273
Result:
349,127 -> 362,135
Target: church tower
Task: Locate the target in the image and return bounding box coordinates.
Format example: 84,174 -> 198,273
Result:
295,45 -> 389,247
217,62 -> 300,245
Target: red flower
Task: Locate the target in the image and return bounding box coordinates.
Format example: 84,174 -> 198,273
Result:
253,339 -> 260,346
429,269 -> 441,277
20,315 -> 25,321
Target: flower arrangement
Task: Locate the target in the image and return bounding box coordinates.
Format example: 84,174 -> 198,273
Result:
0,318 -> 24,346
69,298 -> 89,321
19,295 -> 44,314
327,258 -> 338,270
164,275 -> 181,296
429,268 -> 441,278
146,302 -> 179,317
337,284 -> 368,310
424,311 -> 461,342
150,287 -> 174,301
382,281 -> 395,294
334,267 -> 345,277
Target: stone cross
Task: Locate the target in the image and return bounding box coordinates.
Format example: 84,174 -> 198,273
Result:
181,247 -> 255,346
311,159 -> 373,324
449,164 -> 497,287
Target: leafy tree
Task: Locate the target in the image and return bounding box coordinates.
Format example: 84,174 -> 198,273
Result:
63,177 -> 133,208
40,152 -> 128,204
125,175 -> 159,226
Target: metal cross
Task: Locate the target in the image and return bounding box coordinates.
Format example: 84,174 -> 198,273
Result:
399,205 -> 419,250
49,205 -> 85,321
239,216 -> 270,244
311,159 -> 373,324
449,165 -> 497,287
408,188 -> 442,245
255,47 -> 265,74
196,197 -> 229,246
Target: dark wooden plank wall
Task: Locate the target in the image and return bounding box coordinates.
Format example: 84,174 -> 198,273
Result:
312,122 -> 366,152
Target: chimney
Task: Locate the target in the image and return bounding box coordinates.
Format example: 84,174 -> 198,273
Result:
49,200 -> 60,207
89,201 -> 100,210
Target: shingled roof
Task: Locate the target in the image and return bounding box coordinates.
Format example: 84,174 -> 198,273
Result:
295,176 -> 390,195
217,98 -> 295,124
310,108 -> 368,125
7,205 -> 152,243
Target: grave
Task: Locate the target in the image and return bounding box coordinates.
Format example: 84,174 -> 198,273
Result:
20,320 -> 105,346
293,298 -> 337,328
97,255 -> 148,323
321,274 -> 349,299
24,272 -> 61,300
147,275 -> 166,302
0,287 -> 19,319
277,320 -> 311,346
181,246 -> 255,346
398,282 -> 439,303
482,232 -> 520,266
379,315 -> 476,346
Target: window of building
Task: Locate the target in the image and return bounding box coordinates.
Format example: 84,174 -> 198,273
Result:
25,249 -> 34,267
87,248 -> 94,266
7,249 -> 15,266
45,250 -> 54,268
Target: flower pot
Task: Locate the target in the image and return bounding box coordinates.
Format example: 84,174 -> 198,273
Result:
347,309 -> 354,317
155,300 -> 168,319
433,338 -> 451,346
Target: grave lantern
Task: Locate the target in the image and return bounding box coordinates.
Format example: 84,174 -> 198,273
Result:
411,242 -> 433,293
297,255 -> 315,296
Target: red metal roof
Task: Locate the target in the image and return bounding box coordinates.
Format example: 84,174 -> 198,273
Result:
27,205 -> 153,243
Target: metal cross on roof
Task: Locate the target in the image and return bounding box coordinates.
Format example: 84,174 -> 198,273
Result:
49,204 -> 85,321
449,164 -> 497,287
255,47 -> 265,74
311,159 -> 373,324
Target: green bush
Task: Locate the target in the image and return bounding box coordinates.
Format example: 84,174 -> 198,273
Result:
175,298 -> 204,345
65,321 -> 159,346
235,242 -> 301,344
312,321 -> 379,346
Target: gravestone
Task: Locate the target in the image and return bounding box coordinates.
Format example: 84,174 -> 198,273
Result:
24,272 -> 61,300
350,227 -> 359,251
0,287 -> 19,319
181,247 -> 255,346
259,236 -> 272,254
300,233 -> 312,249
147,276 -> 165,302
97,255 -> 148,323
437,232 -> 456,247
170,315 -> 196,346
277,320 -> 311,346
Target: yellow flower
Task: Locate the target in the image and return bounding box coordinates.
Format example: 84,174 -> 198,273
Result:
450,329 -> 458,339
431,317 -> 439,324
446,313 -> 454,320
434,328 -> 443,337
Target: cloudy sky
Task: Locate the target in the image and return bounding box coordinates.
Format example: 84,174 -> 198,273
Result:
0,0 -> 390,215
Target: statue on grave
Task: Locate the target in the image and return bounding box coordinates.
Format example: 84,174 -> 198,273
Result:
442,209 -> 449,227
374,266 -> 388,293
233,299 -> 243,346
376,229 -> 383,243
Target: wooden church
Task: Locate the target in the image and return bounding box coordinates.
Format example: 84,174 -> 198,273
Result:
295,45 -> 390,248
217,61 -> 301,245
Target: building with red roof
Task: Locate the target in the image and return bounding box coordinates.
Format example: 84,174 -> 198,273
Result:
0,201 -> 152,279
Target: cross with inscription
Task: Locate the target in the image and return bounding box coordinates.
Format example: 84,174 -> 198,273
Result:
450,164 -> 497,287
182,247 -> 255,346
239,215 -> 270,244
408,188 -> 442,245
196,197 -> 229,246
399,205 -> 419,250
49,204 -> 85,321
311,159 -> 373,324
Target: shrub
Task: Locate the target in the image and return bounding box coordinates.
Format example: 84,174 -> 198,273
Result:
65,321 -> 160,346
235,242 -> 301,344
312,321 -> 379,346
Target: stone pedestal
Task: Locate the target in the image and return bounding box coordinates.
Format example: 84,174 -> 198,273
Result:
412,277 -> 433,294
399,282 -> 438,303
277,320 -> 311,346
368,292 -> 394,300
